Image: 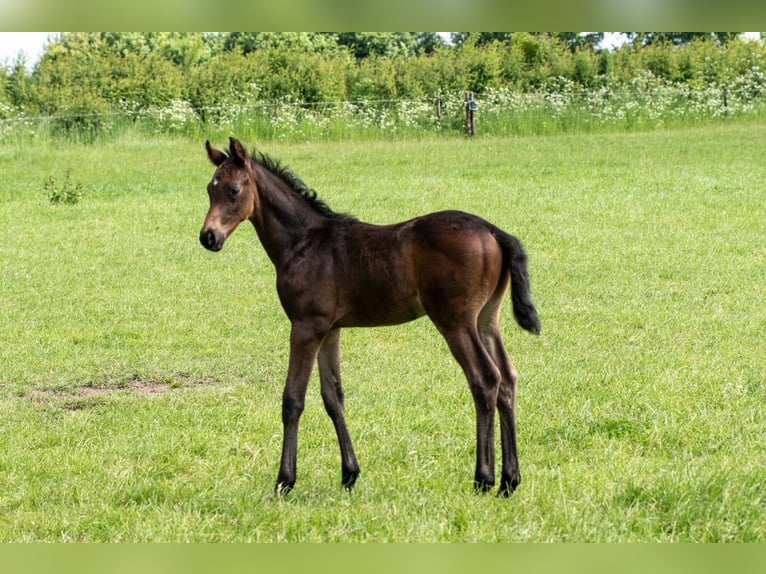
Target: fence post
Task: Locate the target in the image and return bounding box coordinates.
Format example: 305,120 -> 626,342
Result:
436,94 -> 442,129
723,87 -> 729,116
465,91 -> 477,136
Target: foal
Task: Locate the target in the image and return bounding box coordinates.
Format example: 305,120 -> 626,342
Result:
199,137 -> 540,496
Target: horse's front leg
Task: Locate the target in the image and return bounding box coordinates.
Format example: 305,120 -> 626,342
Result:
318,328 -> 360,489
275,322 -> 326,495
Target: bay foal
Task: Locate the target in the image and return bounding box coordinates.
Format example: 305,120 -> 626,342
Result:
199,138 -> 540,496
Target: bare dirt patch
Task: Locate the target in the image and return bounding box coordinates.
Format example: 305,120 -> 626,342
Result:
25,375 -> 215,410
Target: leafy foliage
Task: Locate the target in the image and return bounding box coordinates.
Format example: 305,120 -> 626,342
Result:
1,33 -> 764,140
625,32 -> 740,46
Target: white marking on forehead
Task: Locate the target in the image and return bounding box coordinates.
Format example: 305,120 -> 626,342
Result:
212,176 -> 219,187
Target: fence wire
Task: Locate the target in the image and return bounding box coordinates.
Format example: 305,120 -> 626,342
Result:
2,73 -> 765,138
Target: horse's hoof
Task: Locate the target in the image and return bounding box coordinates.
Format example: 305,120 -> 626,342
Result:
342,470 -> 360,490
274,480 -> 295,496
499,473 -> 521,497
473,479 -> 495,494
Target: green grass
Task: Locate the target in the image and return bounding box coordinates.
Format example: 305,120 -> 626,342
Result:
1,125 -> 765,541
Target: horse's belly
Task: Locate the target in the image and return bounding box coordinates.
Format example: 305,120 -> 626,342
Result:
335,292 -> 425,328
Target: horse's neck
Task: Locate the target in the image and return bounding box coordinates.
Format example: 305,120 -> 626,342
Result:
250,165 -> 324,268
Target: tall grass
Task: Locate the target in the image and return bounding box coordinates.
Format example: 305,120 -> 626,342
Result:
1,125 -> 765,541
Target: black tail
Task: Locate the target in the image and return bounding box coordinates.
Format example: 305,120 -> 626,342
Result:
494,229 -> 541,335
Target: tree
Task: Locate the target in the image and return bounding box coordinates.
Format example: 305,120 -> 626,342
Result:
2,56 -> 32,109
550,33 -> 604,52
626,32 -> 740,46
222,33 -> 342,56
451,33 -> 512,47
413,32 -> 447,55
451,33 -> 603,52
44,32 -> 212,66
337,33 -> 420,58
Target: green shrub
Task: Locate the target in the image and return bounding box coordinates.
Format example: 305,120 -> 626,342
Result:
2,34 -> 765,142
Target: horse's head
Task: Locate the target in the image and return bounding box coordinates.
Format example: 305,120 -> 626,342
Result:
199,137 -> 258,252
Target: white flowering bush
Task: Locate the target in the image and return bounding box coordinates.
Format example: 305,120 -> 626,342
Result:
467,67 -> 766,134
144,99 -> 200,133
0,101 -> 13,120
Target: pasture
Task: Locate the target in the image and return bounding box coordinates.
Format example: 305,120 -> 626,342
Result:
1,125 -> 765,541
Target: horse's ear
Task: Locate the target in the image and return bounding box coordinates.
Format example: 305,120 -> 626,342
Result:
206,141 -> 227,166
229,137 -> 248,167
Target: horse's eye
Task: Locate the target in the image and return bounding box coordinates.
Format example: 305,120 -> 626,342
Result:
227,186 -> 241,198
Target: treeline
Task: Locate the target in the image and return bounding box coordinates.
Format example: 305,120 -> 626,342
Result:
1,32 -> 764,124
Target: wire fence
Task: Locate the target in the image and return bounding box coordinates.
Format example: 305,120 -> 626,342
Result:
1,97 -> 436,125
2,70 -> 766,141
1,96 -> 455,140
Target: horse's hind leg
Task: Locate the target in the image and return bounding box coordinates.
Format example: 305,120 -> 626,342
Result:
479,312 -> 522,496
318,328 -> 360,489
441,325 -> 502,492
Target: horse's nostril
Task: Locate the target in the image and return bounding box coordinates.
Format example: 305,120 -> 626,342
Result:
200,229 -> 219,250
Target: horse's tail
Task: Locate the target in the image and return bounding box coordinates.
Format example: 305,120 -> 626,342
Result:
494,229 -> 541,335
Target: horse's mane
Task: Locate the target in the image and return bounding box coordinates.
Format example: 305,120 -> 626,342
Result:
243,147 -> 356,222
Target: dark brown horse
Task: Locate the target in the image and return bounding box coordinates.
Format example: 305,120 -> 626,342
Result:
199,137 -> 540,496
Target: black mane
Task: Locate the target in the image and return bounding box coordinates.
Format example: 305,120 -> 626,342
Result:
245,147 -> 356,222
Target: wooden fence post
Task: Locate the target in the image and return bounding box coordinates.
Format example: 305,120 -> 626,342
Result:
436,94 -> 442,128
465,91 -> 477,136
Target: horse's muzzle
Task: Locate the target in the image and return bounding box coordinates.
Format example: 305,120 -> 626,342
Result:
199,228 -> 225,252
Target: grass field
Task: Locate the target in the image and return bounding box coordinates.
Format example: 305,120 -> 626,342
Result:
1,124 -> 765,541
